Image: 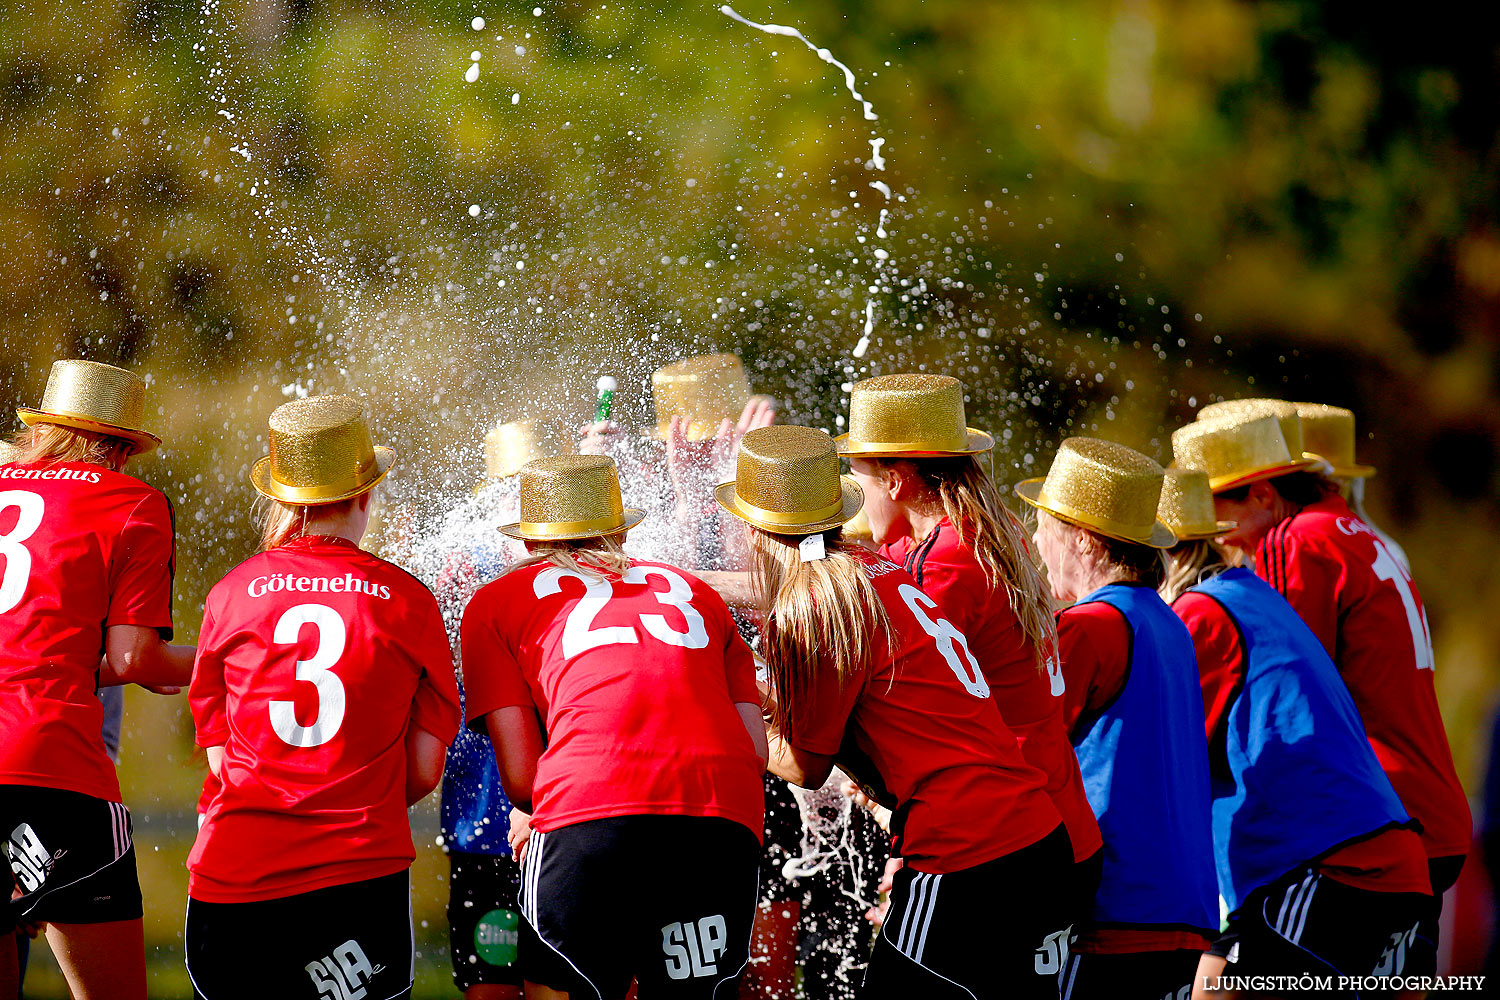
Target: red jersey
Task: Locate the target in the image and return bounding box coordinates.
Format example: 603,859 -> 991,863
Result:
881,520 -> 1100,863
1173,592 -> 1430,895
187,535 -> 460,903
1256,495 -> 1470,859
462,558 -> 765,839
0,461 -> 175,802
789,553 -> 1061,875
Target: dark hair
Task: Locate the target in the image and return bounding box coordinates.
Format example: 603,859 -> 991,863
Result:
1091,531 -> 1167,590
1267,471 -> 1339,507
1216,471 -> 1337,508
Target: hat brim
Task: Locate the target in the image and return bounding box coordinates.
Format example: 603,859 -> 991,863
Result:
499,508 -> 647,542
250,447 -> 397,505
17,408 -> 161,456
713,478 -> 865,536
1014,478 -> 1178,549
834,427 -> 994,459
1166,521 -> 1238,542
1206,458 -> 1319,494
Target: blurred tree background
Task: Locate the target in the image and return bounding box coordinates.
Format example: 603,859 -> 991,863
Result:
3,0 -> 1498,995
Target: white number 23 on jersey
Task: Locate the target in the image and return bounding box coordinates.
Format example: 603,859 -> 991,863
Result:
534,566 -> 711,659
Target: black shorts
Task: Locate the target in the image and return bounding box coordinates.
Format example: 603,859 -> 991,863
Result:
186,869 -> 413,1000
1210,865 -> 1429,989
1058,949 -> 1201,1000
448,851 -> 522,991
863,824 -> 1074,1000
2,784 -> 142,924
520,815 -> 761,999
1371,853 -> 1463,978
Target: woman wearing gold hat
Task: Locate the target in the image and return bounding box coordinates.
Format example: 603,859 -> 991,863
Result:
184,395 -> 461,1000
1175,411 -> 1469,981
1,360 -> 194,1000
1158,470 -> 1430,994
1015,438 -> 1217,999
838,375 -> 1103,935
461,454 -> 768,999
717,424 -> 1071,999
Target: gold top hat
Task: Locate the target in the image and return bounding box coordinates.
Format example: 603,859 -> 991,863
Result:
1171,413 -> 1316,493
715,425 -> 864,535
500,455 -> 646,541
1014,437 -> 1176,548
0,440 -> 17,465
835,373 -> 994,457
17,359 -> 161,455
250,395 -> 396,505
1158,469 -> 1235,541
840,476 -> 874,540
1294,403 -> 1375,478
652,353 -> 751,441
1196,398 -> 1311,460
484,418 -> 559,480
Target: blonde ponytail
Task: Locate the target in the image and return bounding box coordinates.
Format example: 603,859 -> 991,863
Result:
1160,539 -> 1228,604
748,529 -> 894,745
898,456 -> 1060,672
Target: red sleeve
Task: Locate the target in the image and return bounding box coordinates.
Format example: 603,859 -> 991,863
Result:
724,628 -> 760,706
407,590 -> 462,744
189,592 -> 229,748
107,489 -> 176,635
1056,602 -> 1132,739
460,581 -> 535,728
1257,520 -> 1339,656
785,649 -> 863,757
1173,592 -> 1246,744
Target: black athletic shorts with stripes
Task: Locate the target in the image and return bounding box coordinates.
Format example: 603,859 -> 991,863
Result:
186,869 -> 414,1000
863,824 -> 1073,1000
1210,864 -> 1428,992
2,784 -> 142,924
519,815 -> 760,999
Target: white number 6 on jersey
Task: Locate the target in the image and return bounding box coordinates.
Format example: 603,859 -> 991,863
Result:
898,583 -> 990,698
269,604 -> 348,747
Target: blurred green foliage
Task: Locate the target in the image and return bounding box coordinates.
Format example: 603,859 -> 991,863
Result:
3,1 -> 1499,995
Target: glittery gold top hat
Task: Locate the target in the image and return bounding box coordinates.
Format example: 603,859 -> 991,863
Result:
500,455 -> 646,541
1172,413 -> 1315,493
835,373 -> 994,458
250,395 -> 396,505
484,418 -> 559,480
652,353 -> 751,441
1158,469 -> 1235,541
17,360 -> 162,455
715,425 -> 864,535
1294,403 -> 1375,478
0,440 -> 18,464
1015,438 -> 1176,548
1196,398 -> 1312,460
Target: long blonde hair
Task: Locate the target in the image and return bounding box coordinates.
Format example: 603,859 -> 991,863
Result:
500,532 -> 633,580
1160,539 -> 1228,603
748,527 -> 894,744
885,455 -> 1059,670
256,495 -> 360,552
7,423 -> 133,470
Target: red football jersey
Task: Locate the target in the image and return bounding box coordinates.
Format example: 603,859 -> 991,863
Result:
789,552 -> 1061,875
188,535 -> 460,903
1053,601 -> 1133,739
0,461 -> 175,802
1256,495 -> 1470,859
882,520 -> 1101,863
462,558 -> 765,839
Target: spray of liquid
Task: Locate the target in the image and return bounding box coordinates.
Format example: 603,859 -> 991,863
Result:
720,5 -> 893,366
